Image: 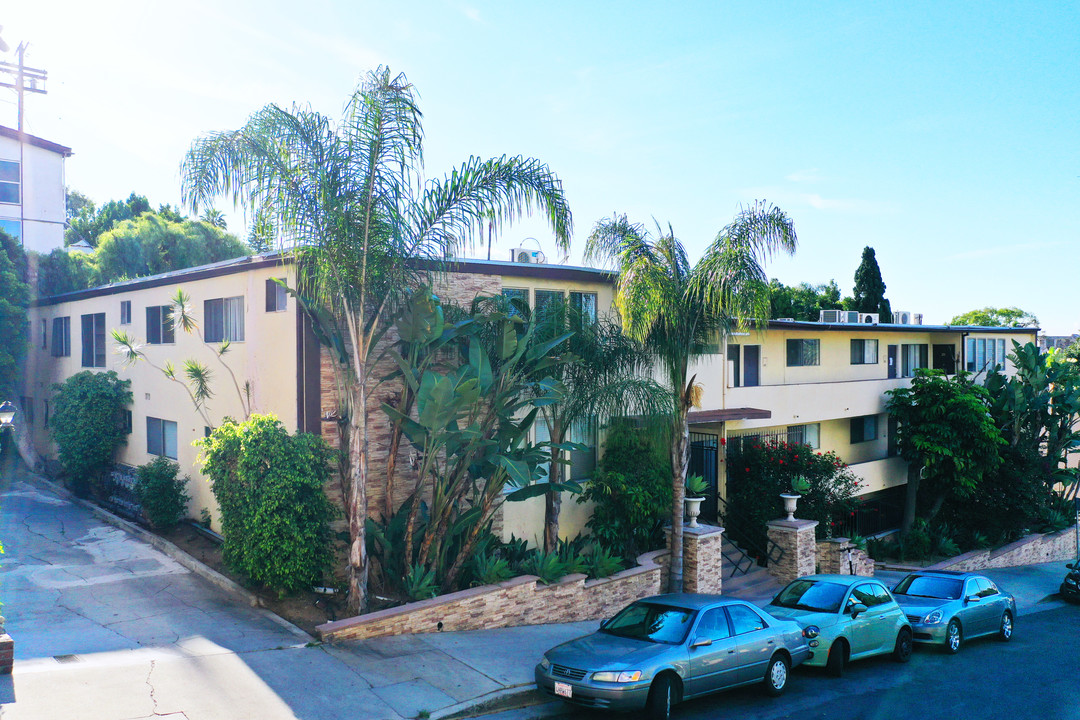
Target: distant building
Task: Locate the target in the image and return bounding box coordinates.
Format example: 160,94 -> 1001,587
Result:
1039,334 -> 1079,353
0,124 -> 72,253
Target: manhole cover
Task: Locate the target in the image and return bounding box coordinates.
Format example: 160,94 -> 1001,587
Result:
53,654 -> 80,663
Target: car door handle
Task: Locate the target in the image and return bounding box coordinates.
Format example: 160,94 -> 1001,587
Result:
728,650 -> 735,654
767,640 -> 774,645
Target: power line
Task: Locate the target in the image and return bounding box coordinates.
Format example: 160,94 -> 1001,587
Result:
0,41 -> 48,131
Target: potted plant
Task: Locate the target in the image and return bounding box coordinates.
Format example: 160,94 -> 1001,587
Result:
780,476 -> 811,521
685,474 -> 708,528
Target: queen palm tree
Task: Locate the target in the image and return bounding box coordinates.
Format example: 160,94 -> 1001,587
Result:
181,67 -> 572,613
585,203 -> 797,591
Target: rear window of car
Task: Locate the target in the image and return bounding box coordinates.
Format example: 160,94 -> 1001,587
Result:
601,602 -> 695,645
894,575 -> 962,600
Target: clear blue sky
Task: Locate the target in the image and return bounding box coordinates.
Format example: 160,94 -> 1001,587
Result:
6,1 -> 1078,332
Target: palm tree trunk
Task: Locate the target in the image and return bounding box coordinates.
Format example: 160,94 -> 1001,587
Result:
668,410 -> 689,593
543,418 -> 563,554
346,379 -> 369,614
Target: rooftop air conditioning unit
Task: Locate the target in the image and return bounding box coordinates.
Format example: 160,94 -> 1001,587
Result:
858,313 -> 879,324
820,309 -> 841,323
913,313 -> 923,325
512,247 -> 547,264
893,311 -> 912,325
777,317 -> 796,322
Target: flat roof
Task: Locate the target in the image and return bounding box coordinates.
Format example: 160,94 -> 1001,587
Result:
0,125 -> 73,157
766,319 -> 1038,334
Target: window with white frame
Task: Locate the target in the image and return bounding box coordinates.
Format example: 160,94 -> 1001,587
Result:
787,423 -> 821,449
786,338 -> 820,367
51,316 -> 71,357
204,296 -> 245,342
569,291 -> 598,325
81,313 -> 106,367
146,306 -> 175,344
850,338 -> 878,365
120,300 -> 131,325
850,415 -> 878,444
265,278 -> 287,312
900,343 -> 928,378
0,160 -> 19,204
147,416 -> 178,459
40,319 -> 47,349
965,338 -> 1007,373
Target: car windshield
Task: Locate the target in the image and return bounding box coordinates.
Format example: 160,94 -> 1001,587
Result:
893,575 -> 963,600
772,579 -> 848,613
600,602 -> 695,645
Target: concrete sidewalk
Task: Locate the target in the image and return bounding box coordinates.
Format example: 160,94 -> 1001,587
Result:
2,459 -> 1074,719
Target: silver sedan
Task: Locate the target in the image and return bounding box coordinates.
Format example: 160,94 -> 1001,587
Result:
534,594 -> 810,720
892,570 -> 1016,654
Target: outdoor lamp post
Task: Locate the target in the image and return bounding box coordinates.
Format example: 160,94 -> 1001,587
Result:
0,400 -> 15,428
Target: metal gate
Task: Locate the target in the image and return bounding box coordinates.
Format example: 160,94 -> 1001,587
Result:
688,432 -> 719,523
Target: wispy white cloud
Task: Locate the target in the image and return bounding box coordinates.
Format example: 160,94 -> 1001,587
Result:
785,168 -> 824,183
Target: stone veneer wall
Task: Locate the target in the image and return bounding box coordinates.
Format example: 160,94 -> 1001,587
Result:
317,549 -> 668,641
816,538 -> 874,576
766,519 -> 819,586
928,524 -> 1080,573
681,525 -> 724,594
318,272 -> 503,521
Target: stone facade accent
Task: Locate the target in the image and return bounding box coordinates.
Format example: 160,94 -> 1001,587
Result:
0,634 -> 12,675
317,549 -> 666,641
928,523 -> 1080,572
816,537 -> 874,576
681,525 -> 724,594
766,518 -> 819,586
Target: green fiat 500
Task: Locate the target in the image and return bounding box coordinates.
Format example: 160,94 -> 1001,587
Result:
766,574 -> 912,676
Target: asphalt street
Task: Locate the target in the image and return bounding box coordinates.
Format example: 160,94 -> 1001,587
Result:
485,602 -> 1080,720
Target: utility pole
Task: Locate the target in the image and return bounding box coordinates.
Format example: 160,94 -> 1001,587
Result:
0,41 -> 48,131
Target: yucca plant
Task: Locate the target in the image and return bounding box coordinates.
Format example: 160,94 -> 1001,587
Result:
520,551 -> 567,585
585,546 -> 624,580
471,551 -> 513,587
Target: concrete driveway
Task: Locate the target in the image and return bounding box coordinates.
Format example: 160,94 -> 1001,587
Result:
0,470 -> 405,720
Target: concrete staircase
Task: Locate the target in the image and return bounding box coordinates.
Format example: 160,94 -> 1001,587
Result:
720,537 -> 784,607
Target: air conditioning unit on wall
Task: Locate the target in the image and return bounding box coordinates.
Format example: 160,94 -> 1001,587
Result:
512,247 -> 547,264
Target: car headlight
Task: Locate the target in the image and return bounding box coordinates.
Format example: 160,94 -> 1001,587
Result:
802,625 -> 820,639
539,656 -> 551,671
592,670 -> 642,683
923,609 -> 944,624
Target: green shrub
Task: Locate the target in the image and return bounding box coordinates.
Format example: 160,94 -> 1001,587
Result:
50,371 -> 132,497
135,457 -> 190,529
471,551 -> 513,586
585,545 -> 624,580
520,551 -> 567,585
725,440 -> 860,549
578,420 -> 672,559
902,519 -> 932,561
403,564 -> 439,600
197,414 -> 336,596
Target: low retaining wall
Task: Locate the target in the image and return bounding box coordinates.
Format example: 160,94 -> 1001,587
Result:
928,523 -> 1080,573
318,549 -> 667,641
817,537 -> 875,576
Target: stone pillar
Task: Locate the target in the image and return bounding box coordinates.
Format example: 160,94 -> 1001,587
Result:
0,634 -> 13,674
766,518 -> 819,586
682,524 -> 724,594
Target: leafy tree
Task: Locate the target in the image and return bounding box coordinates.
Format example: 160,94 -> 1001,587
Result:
65,188 -> 93,221
198,414 -> 336,596
180,66 -> 572,613
95,214 -> 249,284
526,294 -> 670,552
577,420 -> 672,560
0,229 -> 29,395
949,307 -> 1039,328
50,371 -> 132,497
851,246 -> 891,318
585,203 -> 797,591
885,369 -> 1004,535
35,247 -> 95,297
768,279 -> 843,320
65,192 -> 152,247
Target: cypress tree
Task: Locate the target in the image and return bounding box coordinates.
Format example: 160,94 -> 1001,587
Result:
852,246 -> 891,318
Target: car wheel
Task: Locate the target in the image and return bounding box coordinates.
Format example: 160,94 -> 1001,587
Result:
646,674 -> 676,720
763,653 -> 790,697
892,628 -> 913,663
826,639 -> 847,678
944,619 -> 962,654
998,611 -> 1013,641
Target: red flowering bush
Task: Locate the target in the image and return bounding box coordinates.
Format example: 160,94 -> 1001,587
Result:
724,440 -> 860,548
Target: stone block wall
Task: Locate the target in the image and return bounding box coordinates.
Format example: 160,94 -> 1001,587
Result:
682,525 -> 724,594
317,550 -> 664,641
928,524 -> 1080,572
766,519 -> 818,586
816,537 -> 874,576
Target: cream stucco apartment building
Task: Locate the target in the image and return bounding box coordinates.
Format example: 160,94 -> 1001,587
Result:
21,252 -> 1035,543
0,124 -> 70,253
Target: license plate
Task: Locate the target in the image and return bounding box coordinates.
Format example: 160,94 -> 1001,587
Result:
554,682 -> 572,698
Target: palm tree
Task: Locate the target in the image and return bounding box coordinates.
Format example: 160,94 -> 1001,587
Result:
585,203 -> 796,592
180,67 -> 572,613
529,295 -> 672,553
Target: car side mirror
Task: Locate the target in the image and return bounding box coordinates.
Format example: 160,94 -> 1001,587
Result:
1068,563 -> 1077,571
849,603 -> 868,618
690,637 -> 713,649
965,595 -> 981,604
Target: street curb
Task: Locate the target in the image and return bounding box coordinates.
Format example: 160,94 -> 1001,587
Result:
429,684 -> 541,720
19,473 -> 314,644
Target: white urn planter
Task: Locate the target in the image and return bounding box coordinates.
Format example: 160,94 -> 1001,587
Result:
780,493 -> 801,522
684,496 -> 705,528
